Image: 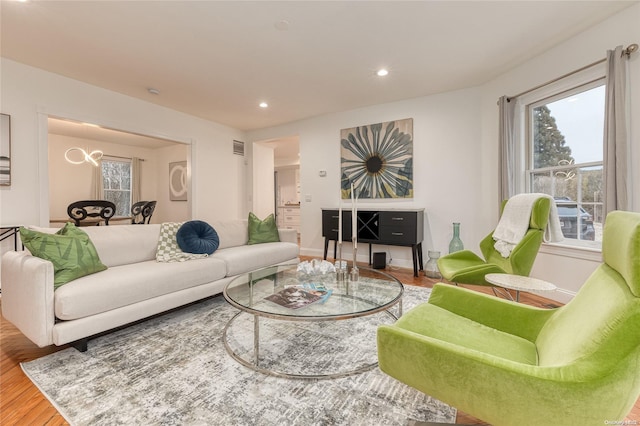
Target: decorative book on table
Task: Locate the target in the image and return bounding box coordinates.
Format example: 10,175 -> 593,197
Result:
286,283 -> 333,304
265,287 -> 322,309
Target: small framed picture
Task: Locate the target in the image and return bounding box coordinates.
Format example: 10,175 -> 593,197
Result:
169,161 -> 187,201
1,114 -> 11,187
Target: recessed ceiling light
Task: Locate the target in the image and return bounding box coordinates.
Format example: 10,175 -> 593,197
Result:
376,69 -> 389,77
148,88 -> 160,95
259,102 -> 269,108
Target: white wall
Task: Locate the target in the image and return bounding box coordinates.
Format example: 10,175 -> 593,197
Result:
251,143 -> 275,219
276,166 -> 300,206
0,59 -> 247,230
154,143 -> 189,224
249,87 -> 485,269
249,3 -> 640,303
48,134 -> 160,222
1,4 -> 638,301
151,144 -> 192,223
479,3 -> 640,301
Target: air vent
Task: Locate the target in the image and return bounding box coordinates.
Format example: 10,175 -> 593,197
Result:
233,140 -> 245,156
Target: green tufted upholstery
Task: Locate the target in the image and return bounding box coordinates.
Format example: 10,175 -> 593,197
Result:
437,197 -> 551,286
377,210 -> 640,425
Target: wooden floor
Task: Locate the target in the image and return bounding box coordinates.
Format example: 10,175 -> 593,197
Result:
1,258 -> 639,425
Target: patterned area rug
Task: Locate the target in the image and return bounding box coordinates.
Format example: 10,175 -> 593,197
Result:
22,285 -> 456,425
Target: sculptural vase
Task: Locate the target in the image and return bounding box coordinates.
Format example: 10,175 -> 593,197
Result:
424,250 -> 442,279
448,222 -> 464,254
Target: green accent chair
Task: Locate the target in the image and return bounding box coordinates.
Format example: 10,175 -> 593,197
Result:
437,197 -> 551,287
377,210 -> 640,425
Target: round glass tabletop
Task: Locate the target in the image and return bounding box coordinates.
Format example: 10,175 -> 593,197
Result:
223,264 -> 404,321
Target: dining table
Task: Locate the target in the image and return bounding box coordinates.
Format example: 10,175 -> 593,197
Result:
49,216 -> 133,226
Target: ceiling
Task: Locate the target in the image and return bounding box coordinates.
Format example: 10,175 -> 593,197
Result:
1,1 -> 636,132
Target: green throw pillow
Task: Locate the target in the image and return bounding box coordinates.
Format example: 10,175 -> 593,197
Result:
20,223 -> 108,289
247,212 -> 280,245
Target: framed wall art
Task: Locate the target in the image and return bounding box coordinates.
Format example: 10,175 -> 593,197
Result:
169,161 -> 188,201
340,118 -> 413,199
1,114 -> 11,187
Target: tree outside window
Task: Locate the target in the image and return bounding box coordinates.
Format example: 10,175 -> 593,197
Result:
102,159 -> 131,217
528,82 -> 605,243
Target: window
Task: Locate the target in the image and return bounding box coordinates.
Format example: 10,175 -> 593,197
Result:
101,158 -> 131,217
526,80 -> 605,245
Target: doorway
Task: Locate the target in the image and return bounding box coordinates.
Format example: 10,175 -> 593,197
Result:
47,117 -> 191,225
255,135 -> 300,234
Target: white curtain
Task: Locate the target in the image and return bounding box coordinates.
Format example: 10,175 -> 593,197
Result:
603,45 -> 629,215
498,95 -> 517,204
91,159 -> 104,199
131,157 -> 142,206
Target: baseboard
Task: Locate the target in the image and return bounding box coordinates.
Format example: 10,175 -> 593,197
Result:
548,287 -> 577,304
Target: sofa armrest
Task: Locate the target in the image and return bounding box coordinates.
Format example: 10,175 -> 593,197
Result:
1,251 -> 56,347
278,228 -> 298,244
428,283 -> 556,342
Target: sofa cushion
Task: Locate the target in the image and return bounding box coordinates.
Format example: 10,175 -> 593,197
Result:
54,257 -> 228,320
82,224 -> 161,267
20,223 -> 107,289
209,220 -> 249,249
248,212 -> 280,245
177,220 -> 219,255
212,241 -> 299,276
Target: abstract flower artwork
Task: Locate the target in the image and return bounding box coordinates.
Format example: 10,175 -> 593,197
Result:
340,118 -> 413,199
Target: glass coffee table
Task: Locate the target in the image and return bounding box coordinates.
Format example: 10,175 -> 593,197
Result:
223,264 -> 404,380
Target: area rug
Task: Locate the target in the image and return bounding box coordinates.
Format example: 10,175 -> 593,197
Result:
22,285 -> 457,425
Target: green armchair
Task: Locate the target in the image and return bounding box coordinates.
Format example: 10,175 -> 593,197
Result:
378,210 -> 640,425
437,196 -> 551,287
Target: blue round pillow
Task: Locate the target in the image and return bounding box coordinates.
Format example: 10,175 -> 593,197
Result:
176,220 -> 219,255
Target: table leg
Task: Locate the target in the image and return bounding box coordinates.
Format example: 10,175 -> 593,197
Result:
411,245 -> 418,277
254,315 -> 260,365
515,290 -> 520,302
323,238 -> 329,260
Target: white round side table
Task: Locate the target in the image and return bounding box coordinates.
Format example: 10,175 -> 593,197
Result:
485,273 -> 557,302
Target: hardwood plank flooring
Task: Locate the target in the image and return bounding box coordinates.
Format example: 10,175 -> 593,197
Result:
1,257 -> 638,425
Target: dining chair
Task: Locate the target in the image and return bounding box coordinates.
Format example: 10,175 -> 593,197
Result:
67,200 -> 116,226
131,200 -> 156,224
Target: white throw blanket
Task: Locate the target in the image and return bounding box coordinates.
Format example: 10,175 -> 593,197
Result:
493,193 -> 564,258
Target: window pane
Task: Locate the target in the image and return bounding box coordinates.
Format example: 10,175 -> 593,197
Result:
530,165 -> 602,242
529,83 -> 604,244
532,85 -> 604,169
101,160 -> 131,217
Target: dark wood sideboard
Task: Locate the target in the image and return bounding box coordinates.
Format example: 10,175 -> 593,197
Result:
321,208 -> 424,277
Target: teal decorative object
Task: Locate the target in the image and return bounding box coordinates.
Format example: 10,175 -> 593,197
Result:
448,222 -> 464,253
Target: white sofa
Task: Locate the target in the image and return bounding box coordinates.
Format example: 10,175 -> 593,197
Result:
1,220 -> 299,350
